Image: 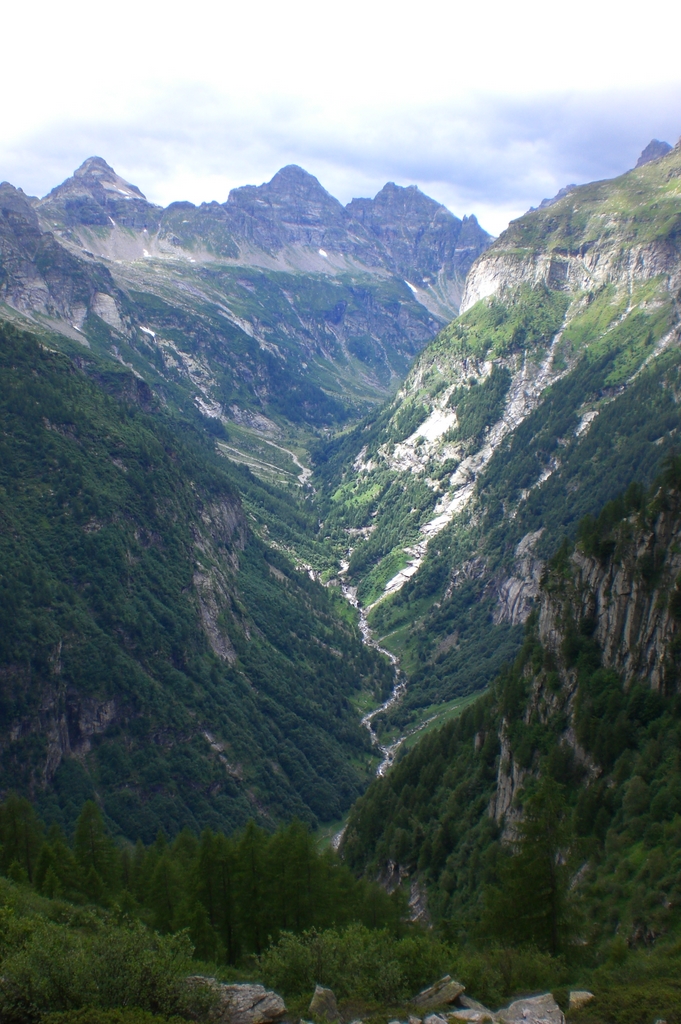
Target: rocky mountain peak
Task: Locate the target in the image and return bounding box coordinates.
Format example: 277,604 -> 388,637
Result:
636,139 -> 672,167
224,165 -> 347,252
267,163 -> 332,193
39,157 -> 158,230
227,164 -> 344,213
344,181 -> 491,300
346,181 -> 456,229
46,157 -> 147,201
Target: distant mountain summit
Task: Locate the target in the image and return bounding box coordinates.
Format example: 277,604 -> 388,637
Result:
225,164 -> 351,252
34,158 -> 491,318
41,157 -> 160,229
223,165 -> 491,308
346,182 -> 486,290
636,139 -> 672,167
1,157 -> 492,428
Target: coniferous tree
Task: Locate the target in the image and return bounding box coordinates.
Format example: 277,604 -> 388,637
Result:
35,823 -> 82,900
236,820 -> 268,954
149,852 -> 182,932
0,793 -> 43,883
213,832 -> 238,963
73,801 -> 118,893
482,777 -> 574,954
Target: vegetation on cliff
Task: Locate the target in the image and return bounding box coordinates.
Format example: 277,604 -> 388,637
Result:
344,463 -> 681,966
0,323 -> 392,838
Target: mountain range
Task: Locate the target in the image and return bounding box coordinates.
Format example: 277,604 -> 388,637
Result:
1,136 -> 681,873
1,158 -> 491,466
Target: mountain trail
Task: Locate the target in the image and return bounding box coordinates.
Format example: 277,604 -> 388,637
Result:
259,437 -> 312,484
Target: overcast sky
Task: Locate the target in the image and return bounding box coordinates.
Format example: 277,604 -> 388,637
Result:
2,0 -> 680,236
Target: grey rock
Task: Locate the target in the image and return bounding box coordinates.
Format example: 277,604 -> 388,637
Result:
308,984 -> 340,1021
636,140 -> 672,168
449,997 -> 497,1022
40,156 -> 161,230
189,978 -> 286,1024
414,978 -> 465,1010
538,185 -> 577,210
448,1012 -> 495,1023
496,994 -> 564,1024
568,992 -> 594,1011
409,1017 -> 423,1024
424,1015 -> 449,1024
457,998 -> 493,1012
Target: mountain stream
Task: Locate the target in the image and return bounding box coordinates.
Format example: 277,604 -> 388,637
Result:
340,580 -> 407,777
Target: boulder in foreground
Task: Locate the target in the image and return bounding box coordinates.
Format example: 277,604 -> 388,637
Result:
189,978 -> 287,1024
413,977 -> 465,1010
308,985 -> 340,1022
568,992 -> 595,1011
496,994 -> 564,1024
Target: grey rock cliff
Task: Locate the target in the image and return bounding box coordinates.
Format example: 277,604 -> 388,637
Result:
539,503 -> 681,693
0,181 -> 120,323
636,139 -> 672,168
40,156 -> 161,229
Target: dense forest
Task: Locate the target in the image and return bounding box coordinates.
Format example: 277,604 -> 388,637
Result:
0,323 -> 392,839
0,796 -> 399,961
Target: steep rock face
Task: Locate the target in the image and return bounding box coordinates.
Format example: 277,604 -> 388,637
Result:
0,182 -> 119,323
636,139 -> 673,168
225,165 -> 351,253
40,156 -> 161,230
193,496 -> 248,664
539,503 -> 681,693
346,183 -> 490,310
461,141 -> 681,313
317,143 -> 681,721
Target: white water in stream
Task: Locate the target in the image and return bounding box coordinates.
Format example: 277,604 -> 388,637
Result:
341,581 -> 407,777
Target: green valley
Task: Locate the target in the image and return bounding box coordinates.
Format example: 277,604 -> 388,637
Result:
2,135 -> 681,1024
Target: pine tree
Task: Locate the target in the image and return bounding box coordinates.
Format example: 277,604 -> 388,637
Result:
148,852 -> 181,932
236,820 -> 268,954
213,832 -> 239,963
0,793 -> 43,883
482,777 -> 574,954
73,800 -> 118,895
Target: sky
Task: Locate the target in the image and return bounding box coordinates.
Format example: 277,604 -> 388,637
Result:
2,0 -> 680,236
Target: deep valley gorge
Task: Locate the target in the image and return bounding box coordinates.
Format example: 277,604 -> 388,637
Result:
2,137 -> 681,1024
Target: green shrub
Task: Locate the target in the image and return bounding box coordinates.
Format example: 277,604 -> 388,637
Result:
259,924 -> 451,1003
46,1010 -> 185,1024
0,920 -> 212,1019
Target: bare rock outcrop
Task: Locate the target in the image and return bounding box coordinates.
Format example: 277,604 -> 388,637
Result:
413,976 -> 465,1010
496,994 -> 564,1024
189,978 -> 286,1024
308,985 -> 340,1021
539,504 -> 681,692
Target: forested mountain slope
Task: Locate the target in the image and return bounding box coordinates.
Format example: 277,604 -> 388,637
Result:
0,322 -> 392,841
343,464 -> 681,956
314,140 -> 681,732
0,158 -> 490,462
